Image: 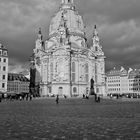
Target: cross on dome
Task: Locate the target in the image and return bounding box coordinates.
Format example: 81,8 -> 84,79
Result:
61,0 -> 74,4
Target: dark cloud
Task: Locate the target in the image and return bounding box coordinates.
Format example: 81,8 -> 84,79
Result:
0,0 -> 140,73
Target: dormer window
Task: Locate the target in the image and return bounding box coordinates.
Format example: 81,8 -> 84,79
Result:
3,51 -> 7,56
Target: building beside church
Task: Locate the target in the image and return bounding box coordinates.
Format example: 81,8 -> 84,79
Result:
7,73 -> 29,94
0,43 -> 8,93
106,67 -> 140,97
31,0 -> 106,97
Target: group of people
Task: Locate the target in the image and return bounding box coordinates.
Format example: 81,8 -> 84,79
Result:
55,92 -> 101,104
83,93 -> 89,99
0,93 -> 33,102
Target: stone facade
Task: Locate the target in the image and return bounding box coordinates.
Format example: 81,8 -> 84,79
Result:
0,43 -> 8,92
32,0 -> 106,97
7,73 -> 29,94
106,67 -> 140,96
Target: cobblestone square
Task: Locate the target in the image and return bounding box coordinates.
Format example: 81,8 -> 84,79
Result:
0,98 -> 140,140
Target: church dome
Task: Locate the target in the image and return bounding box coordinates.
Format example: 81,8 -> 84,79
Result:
49,0 -> 85,39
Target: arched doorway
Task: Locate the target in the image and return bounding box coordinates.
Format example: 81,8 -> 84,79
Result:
58,87 -> 63,96
73,87 -> 77,96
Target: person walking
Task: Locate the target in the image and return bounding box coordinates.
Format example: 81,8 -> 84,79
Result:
29,94 -> 32,101
56,95 -> 59,104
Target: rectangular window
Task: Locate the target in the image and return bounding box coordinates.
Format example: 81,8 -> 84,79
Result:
48,87 -> 52,93
2,75 -> 5,80
2,83 -> 5,88
3,59 -> 6,63
0,58 -> 1,62
3,51 -> 7,56
3,66 -> 6,71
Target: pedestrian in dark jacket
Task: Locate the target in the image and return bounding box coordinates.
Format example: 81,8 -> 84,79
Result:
56,95 -> 59,104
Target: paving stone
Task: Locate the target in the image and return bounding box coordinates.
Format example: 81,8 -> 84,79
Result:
0,98 -> 140,139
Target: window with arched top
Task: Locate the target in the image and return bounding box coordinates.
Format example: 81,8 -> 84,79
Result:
72,62 -> 75,72
73,87 -> 77,93
50,63 -> 53,81
85,63 -> 89,82
72,62 -> 76,82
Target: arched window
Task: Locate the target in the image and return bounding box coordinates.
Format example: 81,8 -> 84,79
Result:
73,87 -> 77,93
72,62 -> 76,82
85,63 -> 89,73
58,87 -> 63,95
85,63 -> 89,82
72,62 -> 75,72
50,63 -> 53,81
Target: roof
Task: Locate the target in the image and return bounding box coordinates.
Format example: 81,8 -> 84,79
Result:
128,69 -> 140,79
0,43 -> 8,51
106,69 -> 121,76
106,68 -> 127,76
107,67 -> 140,78
8,73 -> 29,82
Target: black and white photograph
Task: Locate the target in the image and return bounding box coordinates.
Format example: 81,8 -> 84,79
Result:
0,0 -> 140,139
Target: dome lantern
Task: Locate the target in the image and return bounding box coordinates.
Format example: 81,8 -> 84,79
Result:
61,0 -> 74,4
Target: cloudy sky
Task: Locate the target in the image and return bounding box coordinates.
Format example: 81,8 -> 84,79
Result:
0,0 -> 140,73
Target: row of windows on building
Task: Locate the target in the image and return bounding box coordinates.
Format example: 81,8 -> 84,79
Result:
107,80 -> 120,83
108,78 -> 140,82
108,79 -> 140,84
108,84 -> 120,87
7,86 -> 29,92
108,88 -> 140,92
50,62 -> 89,83
129,88 -> 140,91
108,76 -> 120,79
129,83 -> 140,86
108,88 -> 121,91
0,58 -> 7,63
108,83 -> 140,87
1,82 -> 29,89
48,86 -> 87,95
129,79 -> 140,82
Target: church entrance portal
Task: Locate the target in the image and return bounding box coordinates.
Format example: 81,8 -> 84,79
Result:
58,87 -> 63,96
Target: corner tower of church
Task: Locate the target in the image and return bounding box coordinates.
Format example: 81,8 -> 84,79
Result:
32,0 -> 106,97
